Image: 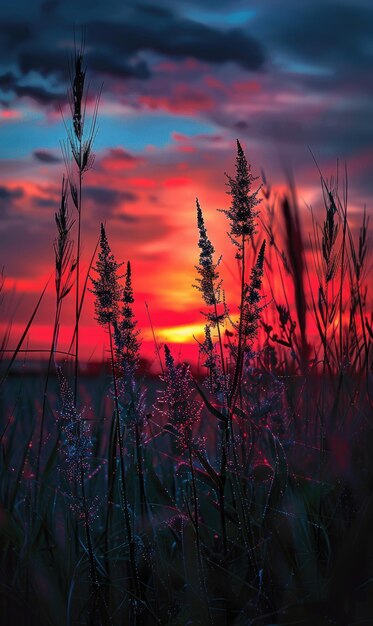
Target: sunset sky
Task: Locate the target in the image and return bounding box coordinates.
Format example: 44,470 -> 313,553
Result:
0,0 -> 372,366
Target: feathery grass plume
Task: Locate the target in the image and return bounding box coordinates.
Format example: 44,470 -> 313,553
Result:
57,368 -> 111,624
160,345 -> 201,453
222,142 -> 264,409
195,200 -> 220,307
90,224 -> 122,327
91,225 -> 141,603
115,261 -> 141,376
158,346 -> 210,614
114,261 -> 143,435
159,345 -> 212,622
57,368 -> 92,483
114,262 -> 147,511
114,261 -> 142,428
198,324 -> 225,394
194,198 -> 228,394
90,223 -> 122,499
221,139 -> 262,258
195,199 -> 227,324
240,240 -> 266,342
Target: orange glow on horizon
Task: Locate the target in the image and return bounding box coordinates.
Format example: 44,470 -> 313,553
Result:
156,323 -> 205,344
1,138 -> 371,369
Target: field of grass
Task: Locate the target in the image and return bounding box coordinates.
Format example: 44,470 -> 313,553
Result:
0,50 -> 372,625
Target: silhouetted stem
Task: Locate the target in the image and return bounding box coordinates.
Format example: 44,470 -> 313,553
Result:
108,322 -> 140,600
229,234 -> 246,412
74,165 -> 82,405
35,299 -> 61,485
135,421 -> 146,514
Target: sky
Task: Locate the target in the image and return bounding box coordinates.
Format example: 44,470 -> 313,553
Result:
0,0 -> 372,366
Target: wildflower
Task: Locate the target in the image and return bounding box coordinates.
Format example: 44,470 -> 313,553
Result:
112,261 -> 145,432
57,368 -> 92,482
194,199 -> 227,326
194,198 -> 228,394
221,139 -> 262,257
199,324 -> 225,394
159,345 -> 201,452
114,261 -> 141,377
90,224 -> 122,328
241,240 -> 266,342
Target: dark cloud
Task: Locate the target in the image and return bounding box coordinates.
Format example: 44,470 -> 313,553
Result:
0,0 -> 371,208
0,70 -> 64,106
0,186 -> 24,201
267,1 -> 373,70
40,0 -> 60,15
0,22 -> 31,47
3,4 -> 264,88
84,186 -> 138,208
83,186 -> 139,223
0,185 -> 24,219
88,8 -> 265,72
229,99 -> 373,154
96,148 -> 143,171
105,148 -> 138,163
0,72 -> 16,91
18,46 -> 151,83
14,83 -> 64,106
86,53 -> 151,80
33,150 -> 61,164
34,197 -> 54,209
18,49 -> 68,80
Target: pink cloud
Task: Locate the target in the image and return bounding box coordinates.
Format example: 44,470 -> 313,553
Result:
138,85 -> 214,114
0,109 -> 22,121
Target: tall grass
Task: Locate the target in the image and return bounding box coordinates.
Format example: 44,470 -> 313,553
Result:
0,53 -> 372,626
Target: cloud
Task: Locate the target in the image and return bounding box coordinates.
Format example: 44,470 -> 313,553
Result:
17,49 -> 69,80
14,84 -> 64,106
83,185 -> 139,223
33,149 -> 61,163
0,185 -> 24,200
84,185 -> 138,208
0,72 -> 17,91
40,0 -> 60,15
266,1 -> 373,71
86,53 -> 151,80
0,185 -> 24,217
0,21 -> 31,47
139,86 -> 214,114
97,148 -> 143,173
0,2 -> 265,115
0,70 -> 64,106
88,6 -> 265,72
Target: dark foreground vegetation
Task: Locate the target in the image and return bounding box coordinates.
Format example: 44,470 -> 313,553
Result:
0,48 -> 372,625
